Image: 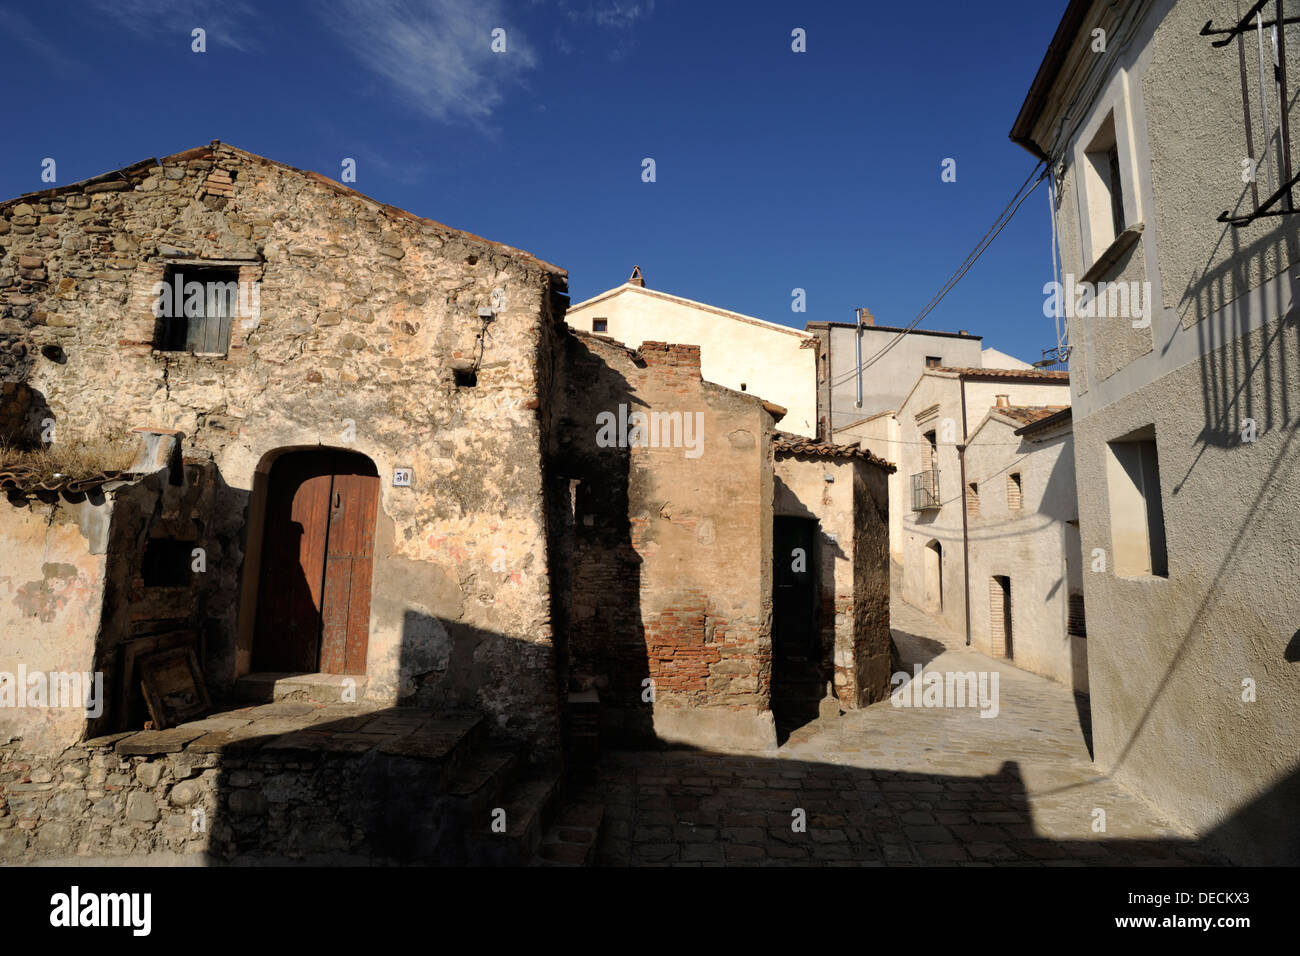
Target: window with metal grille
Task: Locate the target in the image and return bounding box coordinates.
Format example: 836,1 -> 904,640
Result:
1007,472 -> 1022,510
966,481 -> 979,516
156,266 -> 239,355
1068,592 -> 1087,638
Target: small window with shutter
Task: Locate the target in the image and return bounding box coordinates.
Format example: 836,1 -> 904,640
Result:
156,265 -> 239,355
1007,472 -> 1022,510
966,482 -> 979,516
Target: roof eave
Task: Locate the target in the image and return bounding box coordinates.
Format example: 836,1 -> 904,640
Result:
1009,0 -> 1096,161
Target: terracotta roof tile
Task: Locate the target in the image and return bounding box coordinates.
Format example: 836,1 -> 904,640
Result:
996,404 -> 1070,426
773,432 -> 896,472
937,366 -> 1070,381
0,466 -> 128,496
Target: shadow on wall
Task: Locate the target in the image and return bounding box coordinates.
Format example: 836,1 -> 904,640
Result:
548,334 -> 651,747
1097,191 -> 1300,864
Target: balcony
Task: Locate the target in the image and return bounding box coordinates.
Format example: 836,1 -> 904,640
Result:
911,468 -> 941,511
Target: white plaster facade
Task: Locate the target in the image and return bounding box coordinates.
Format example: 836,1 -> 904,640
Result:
964,408 -> 1085,691
1011,0 -> 1300,863
566,280 -> 817,437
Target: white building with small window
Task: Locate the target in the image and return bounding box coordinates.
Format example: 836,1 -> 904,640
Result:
964,405 -> 1085,691
888,366 -> 1071,638
564,268 -> 818,436
1011,0 -> 1300,864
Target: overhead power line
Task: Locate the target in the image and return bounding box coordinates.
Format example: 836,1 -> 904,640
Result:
829,161 -> 1047,390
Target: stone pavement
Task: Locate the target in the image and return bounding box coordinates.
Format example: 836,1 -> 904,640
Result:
583,599 -> 1229,866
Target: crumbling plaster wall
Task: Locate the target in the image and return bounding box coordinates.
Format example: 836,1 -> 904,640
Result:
0,497 -> 110,752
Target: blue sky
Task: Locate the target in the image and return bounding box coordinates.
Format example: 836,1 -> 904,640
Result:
0,0 -> 1066,363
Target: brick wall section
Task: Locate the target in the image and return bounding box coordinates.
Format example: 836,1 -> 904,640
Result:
550,331 -> 776,745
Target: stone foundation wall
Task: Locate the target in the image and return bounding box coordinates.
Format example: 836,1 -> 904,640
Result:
0,731 -> 468,865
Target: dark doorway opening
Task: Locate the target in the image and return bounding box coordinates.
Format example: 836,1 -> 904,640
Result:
772,516 -> 822,743
253,449 -> 379,675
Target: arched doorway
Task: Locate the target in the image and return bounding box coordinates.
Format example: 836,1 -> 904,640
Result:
923,540 -> 943,613
253,449 -> 379,675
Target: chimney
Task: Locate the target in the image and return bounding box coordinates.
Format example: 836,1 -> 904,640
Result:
995,395 -> 1010,408
856,307 -> 874,327
958,329 -> 969,335
638,340 -> 700,371
628,265 -> 645,288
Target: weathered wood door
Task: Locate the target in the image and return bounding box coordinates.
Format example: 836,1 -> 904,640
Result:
254,450 -> 378,674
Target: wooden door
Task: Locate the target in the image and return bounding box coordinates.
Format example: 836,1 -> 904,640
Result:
254,451 -> 378,675
318,469 -> 379,674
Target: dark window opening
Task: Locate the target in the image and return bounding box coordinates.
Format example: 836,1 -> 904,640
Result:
454,368 -> 478,388
925,355 -> 942,368
1068,593 -> 1087,638
156,265 -> 240,355
141,538 -> 195,587
1106,145 -> 1125,237
592,318 -> 608,333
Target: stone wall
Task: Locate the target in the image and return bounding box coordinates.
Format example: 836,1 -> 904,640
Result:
0,724 -> 467,865
551,332 -> 778,750
0,142 -> 569,755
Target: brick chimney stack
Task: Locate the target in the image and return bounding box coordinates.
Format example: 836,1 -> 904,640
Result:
628,265 -> 645,288
856,307 -> 874,327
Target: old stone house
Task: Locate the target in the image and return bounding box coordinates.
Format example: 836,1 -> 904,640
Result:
0,143 -> 894,861
0,141 -> 570,760
1010,0 -> 1300,864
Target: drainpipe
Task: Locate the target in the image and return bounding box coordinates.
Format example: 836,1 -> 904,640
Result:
958,377 -> 971,646
854,316 -> 863,410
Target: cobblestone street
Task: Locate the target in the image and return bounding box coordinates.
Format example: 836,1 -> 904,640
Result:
586,599 -> 1228,866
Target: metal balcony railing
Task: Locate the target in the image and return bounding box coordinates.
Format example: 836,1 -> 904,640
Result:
912,468 -> 941,511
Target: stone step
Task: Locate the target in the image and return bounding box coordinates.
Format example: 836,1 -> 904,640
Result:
464,769 -> 562,866
534,802 -> 605,866
234,672 -> 367,705
446,748 -> 518,820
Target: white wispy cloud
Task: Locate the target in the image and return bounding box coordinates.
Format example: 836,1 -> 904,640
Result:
563,0 -> 655,30
89,0 -> 261,53
328,0 -> 538,127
